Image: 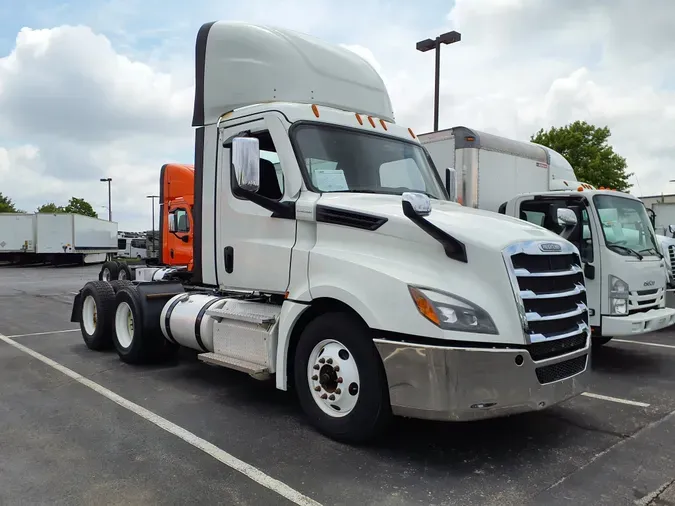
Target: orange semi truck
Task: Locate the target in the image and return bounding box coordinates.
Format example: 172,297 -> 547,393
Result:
99,163 -> 195,281
160,163 -> 195,269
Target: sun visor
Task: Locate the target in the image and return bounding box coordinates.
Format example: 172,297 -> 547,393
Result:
192,21 -> 395,127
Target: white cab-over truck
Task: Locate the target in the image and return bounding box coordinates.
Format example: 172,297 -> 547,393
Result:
420,127 -> 675,346
70,22 -> 591,443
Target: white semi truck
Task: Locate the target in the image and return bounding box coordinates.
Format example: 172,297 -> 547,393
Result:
70,22 -> 591,443
0,212 -> 118,265
420,127 -> 675,346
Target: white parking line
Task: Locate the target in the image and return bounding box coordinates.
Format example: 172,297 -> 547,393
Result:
614,339 -> 675,350
6,329 -> 80,338
581,392 -> 650,408
0,332 -> 323,506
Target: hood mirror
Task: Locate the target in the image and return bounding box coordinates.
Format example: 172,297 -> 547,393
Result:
402,192 -> 431,217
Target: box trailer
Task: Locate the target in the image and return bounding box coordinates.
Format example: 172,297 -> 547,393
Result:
0,213 -> 36,263
35,214 -> 118,264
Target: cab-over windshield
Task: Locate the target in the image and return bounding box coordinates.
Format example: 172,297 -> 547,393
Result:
593,194 -> 659,257
291,124 -> 447,200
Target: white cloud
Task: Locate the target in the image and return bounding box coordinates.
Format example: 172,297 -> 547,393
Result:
0,0 -> 674,230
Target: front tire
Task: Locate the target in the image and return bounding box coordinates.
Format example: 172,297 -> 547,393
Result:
293,312 -> 391,444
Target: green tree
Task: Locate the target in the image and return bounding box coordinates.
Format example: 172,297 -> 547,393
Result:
64,197 -> 98,218
37,202 -> 65,213
530,120 -> 632,192
0,193 -> 21,213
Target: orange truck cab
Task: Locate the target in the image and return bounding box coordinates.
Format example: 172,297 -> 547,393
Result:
160,163 -> 195,269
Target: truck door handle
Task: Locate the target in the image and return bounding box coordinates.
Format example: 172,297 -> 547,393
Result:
170,249 -> 174,259
224,246 -> 234,273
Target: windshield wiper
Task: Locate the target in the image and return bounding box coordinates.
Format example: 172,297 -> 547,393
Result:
639,247 -> 663,259
607,243 -> 643,260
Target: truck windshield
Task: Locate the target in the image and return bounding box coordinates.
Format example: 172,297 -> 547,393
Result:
291,124 -> 447,199
593,194 -> 659,257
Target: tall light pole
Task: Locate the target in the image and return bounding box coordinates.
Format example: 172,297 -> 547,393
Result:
147,194 -> 159,244
100,178 -> 112,221
416,31 -> 461,132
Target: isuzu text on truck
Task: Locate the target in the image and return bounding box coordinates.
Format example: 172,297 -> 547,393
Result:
71,22 -> 591,443
420,127 -> 675,346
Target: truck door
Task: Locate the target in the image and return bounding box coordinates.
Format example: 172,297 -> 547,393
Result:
214,115 -> 299,294
509,195 -> 602,327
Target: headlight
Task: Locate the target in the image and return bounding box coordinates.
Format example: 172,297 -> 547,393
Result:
408,286 -> 498,334
609,275 -> 629,315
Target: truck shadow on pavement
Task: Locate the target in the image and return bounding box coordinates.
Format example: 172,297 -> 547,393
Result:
590,344 -> 669,379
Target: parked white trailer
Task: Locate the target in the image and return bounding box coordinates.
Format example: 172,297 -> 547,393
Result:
419,127 -> 675,346
0,214 -> 36,263
0,213 -> 118,265
34,214 -> 118,264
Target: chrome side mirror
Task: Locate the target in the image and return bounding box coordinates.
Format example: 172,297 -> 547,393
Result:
232,137 -> 260,192
445,167 -> 458,202
557,208 -> 578,227
402,192 -> 431,217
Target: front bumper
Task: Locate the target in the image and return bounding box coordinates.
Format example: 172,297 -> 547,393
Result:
602,307 -> 675,336
374,337 -> 590,422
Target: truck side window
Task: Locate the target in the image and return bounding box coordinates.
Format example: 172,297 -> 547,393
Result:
171,209 -> 190,233
580,209 -> 593,263
131,239 -> 146,249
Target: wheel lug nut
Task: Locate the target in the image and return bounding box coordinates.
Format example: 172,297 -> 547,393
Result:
326,358 -> 333,364
335,388 -> 341,394
320,393 -> 328,399
329,394 -> 335,401
319,358 -> 325,364
312,375 -> 318,381
337,377 -> 343,383
314,386 -> 321,391
334,365 -> 340,372
313,364 -> 320,370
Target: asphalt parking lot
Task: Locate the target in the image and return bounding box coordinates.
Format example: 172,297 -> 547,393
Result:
1,265 -> 675,505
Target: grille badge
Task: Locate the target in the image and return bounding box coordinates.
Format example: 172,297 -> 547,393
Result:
539,242 -> 562,252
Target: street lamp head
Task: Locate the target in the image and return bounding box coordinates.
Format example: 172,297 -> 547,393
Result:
100,178 -> 112,182
438,30 -> 461,45
416,38 -> 435,52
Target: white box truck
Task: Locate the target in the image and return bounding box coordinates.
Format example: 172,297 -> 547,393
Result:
419,127 -> 675,346
0,213 -> 36,263
70,22 -> 591,443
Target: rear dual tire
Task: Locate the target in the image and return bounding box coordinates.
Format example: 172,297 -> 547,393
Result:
79,281 -> 116,351
99,261 -> 132,281
112,287 -> 179,364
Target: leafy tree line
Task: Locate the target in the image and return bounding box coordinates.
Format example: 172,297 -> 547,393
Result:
0,194 -> 97,218
531,120 -> 631,192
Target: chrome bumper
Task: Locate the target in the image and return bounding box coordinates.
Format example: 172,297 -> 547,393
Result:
374,338 -> 590,421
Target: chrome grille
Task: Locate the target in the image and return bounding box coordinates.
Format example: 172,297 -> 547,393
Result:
628,287 -> 664,314
503,241 -> 590,362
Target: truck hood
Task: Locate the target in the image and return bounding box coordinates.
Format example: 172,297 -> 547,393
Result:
317,193 -> 561,250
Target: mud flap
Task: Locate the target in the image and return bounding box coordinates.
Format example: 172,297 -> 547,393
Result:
70,291 -> 82,323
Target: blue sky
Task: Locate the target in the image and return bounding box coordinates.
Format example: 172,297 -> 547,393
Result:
1,0 -> 673,230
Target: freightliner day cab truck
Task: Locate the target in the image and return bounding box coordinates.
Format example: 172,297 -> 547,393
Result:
99,163 -> 195,281
71,22 -> 591,443
420,127 -> 675,346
